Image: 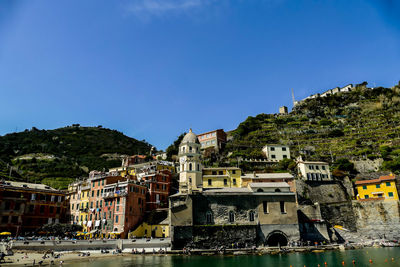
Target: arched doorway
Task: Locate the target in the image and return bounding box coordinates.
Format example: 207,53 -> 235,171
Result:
266,231 -> 288,247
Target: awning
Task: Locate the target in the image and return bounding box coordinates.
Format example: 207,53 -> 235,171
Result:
371,192 -> 384,195
95,220 -> 100,227
87,221 -> 92,227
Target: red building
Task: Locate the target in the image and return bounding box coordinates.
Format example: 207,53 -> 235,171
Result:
101,179 -> 147,238
197,129 -> 227,152
0,180 -> 68,236
139,170 -> 172,211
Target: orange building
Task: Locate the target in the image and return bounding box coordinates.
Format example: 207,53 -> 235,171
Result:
197,129 -> 227,152
0,180 -> 68,236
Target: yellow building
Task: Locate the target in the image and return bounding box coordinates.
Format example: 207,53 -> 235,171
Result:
79,182 -> 90,232
129,219 -> 169,238
355,175 -> 398,201
202,167 -> 242,188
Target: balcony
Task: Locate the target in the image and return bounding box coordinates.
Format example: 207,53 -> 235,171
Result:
102,191 -> 128,199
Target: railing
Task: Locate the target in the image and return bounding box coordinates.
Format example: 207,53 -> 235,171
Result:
102,191 -> 128,199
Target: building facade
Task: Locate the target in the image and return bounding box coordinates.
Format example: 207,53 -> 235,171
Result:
241,173 -> 295,192
202,167 -> 242,188
169,182 -> 300,248
355,175 -> 399,201
0,181 -> 68,235
262,145 -> 291,161
297,161 -> 331,181
197,129 -> 227,152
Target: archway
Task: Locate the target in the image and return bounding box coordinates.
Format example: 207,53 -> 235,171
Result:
266,231 -> 288,247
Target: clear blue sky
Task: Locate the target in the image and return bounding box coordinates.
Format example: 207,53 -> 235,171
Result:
1,0 -> 399,150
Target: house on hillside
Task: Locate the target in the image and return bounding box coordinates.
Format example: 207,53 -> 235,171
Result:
297,160 -> 331,181
355,174 -> 399,201
262,145 -> 290,161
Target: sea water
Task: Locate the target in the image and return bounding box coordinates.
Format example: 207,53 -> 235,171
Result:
65,247 -> 400,267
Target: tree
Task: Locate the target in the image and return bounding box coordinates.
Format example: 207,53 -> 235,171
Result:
166,133 -> 186,161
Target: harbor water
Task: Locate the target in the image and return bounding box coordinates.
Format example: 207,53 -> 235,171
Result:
65,247 -> 400,267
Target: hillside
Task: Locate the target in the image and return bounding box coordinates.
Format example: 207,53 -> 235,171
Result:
0,126 -> 153,188
222,82 -> 400,174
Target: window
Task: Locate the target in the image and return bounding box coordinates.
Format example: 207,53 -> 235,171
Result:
51,195 -> 55,202
212,171 -> 217,175
233,179 -> 236,185
98,181 -> 100,186
100,200 -> 103,207
376,184 -> 381,189
115,215 -> 119,223
90,214 -> 92,220
263,201 -> 268,213
362,185 -> 367,190
14,202 -> 20,211
50,206 -> 54,213
232,170 -> 236,174
102,179 -> 104,186
206,212 -> 212,224
92,182 -> 95,187
364,195 -> 369,199
117,198 -> 120,204
189,163 -> 192,171
219,171 -> 223,175
189,146 -> 192,152
91,191 -> 94,197
249,211 -> 255,222
282,147 -> 286,151
90,202 -> 93,208
40,205 -> 45,213
56,207 -> 60,213
97,190 -> 100,197
283,155 -> 287,159
271,155 -> 276,159
280,201 -> 286,213
197,164 -> 200,171
116,206 -> 119,211
270,147 -> 275,151
29,205 -> 34,213
208,179 -> 212,186
315,165 -> 319,170
228,211 -> 234,223
322,166 -> 326,170
224,179 -> 228,186
31,194 -> 36,201
109,211 -> 112,219
96,201 -> 99,208
389,192 -> 394,197
386,182 -> 391,186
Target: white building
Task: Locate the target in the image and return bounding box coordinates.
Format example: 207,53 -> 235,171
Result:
297,160 -> 331,181
262,145 -> 290,161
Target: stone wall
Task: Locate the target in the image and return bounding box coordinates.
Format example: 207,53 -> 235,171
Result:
352,159 -> 383,173
352,200 -> 400,240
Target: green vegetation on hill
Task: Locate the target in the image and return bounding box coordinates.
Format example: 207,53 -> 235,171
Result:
222,82 -> 400,174
0,126 -> 153,188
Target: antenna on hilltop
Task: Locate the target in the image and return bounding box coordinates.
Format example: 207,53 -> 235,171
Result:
291,88 -> 296,106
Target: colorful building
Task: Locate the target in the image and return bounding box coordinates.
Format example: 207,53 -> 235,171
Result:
202,167 -> 242,188
139,170 -> 172,211
197,129 -> 227,152
241,173 -> 295,192
355,175 -> 398,201
0,180 -> 68,236
129,219 -> 169,238
262,145 -> 291,161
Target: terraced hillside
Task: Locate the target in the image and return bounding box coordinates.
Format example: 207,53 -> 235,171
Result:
224,82 -> 400,173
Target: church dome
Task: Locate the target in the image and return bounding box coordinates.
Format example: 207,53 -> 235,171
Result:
181,129 -> 199,144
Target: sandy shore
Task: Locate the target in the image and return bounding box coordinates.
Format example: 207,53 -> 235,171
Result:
1,250 -> 139,266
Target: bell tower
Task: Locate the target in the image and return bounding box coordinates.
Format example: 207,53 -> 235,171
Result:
178,129 -> 203,194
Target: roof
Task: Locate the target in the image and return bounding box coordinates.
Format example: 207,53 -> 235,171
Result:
203,167 -> 240,171
203,187 -> 252,194
248,182 -> 290,188
298,161 -> 329,165
241,173 -> 294,179
1,180 -> 58,191
263,144 -> 289,147
197,129 -> 224,136
355,175 -> 396,185
181,129 -> 199,144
